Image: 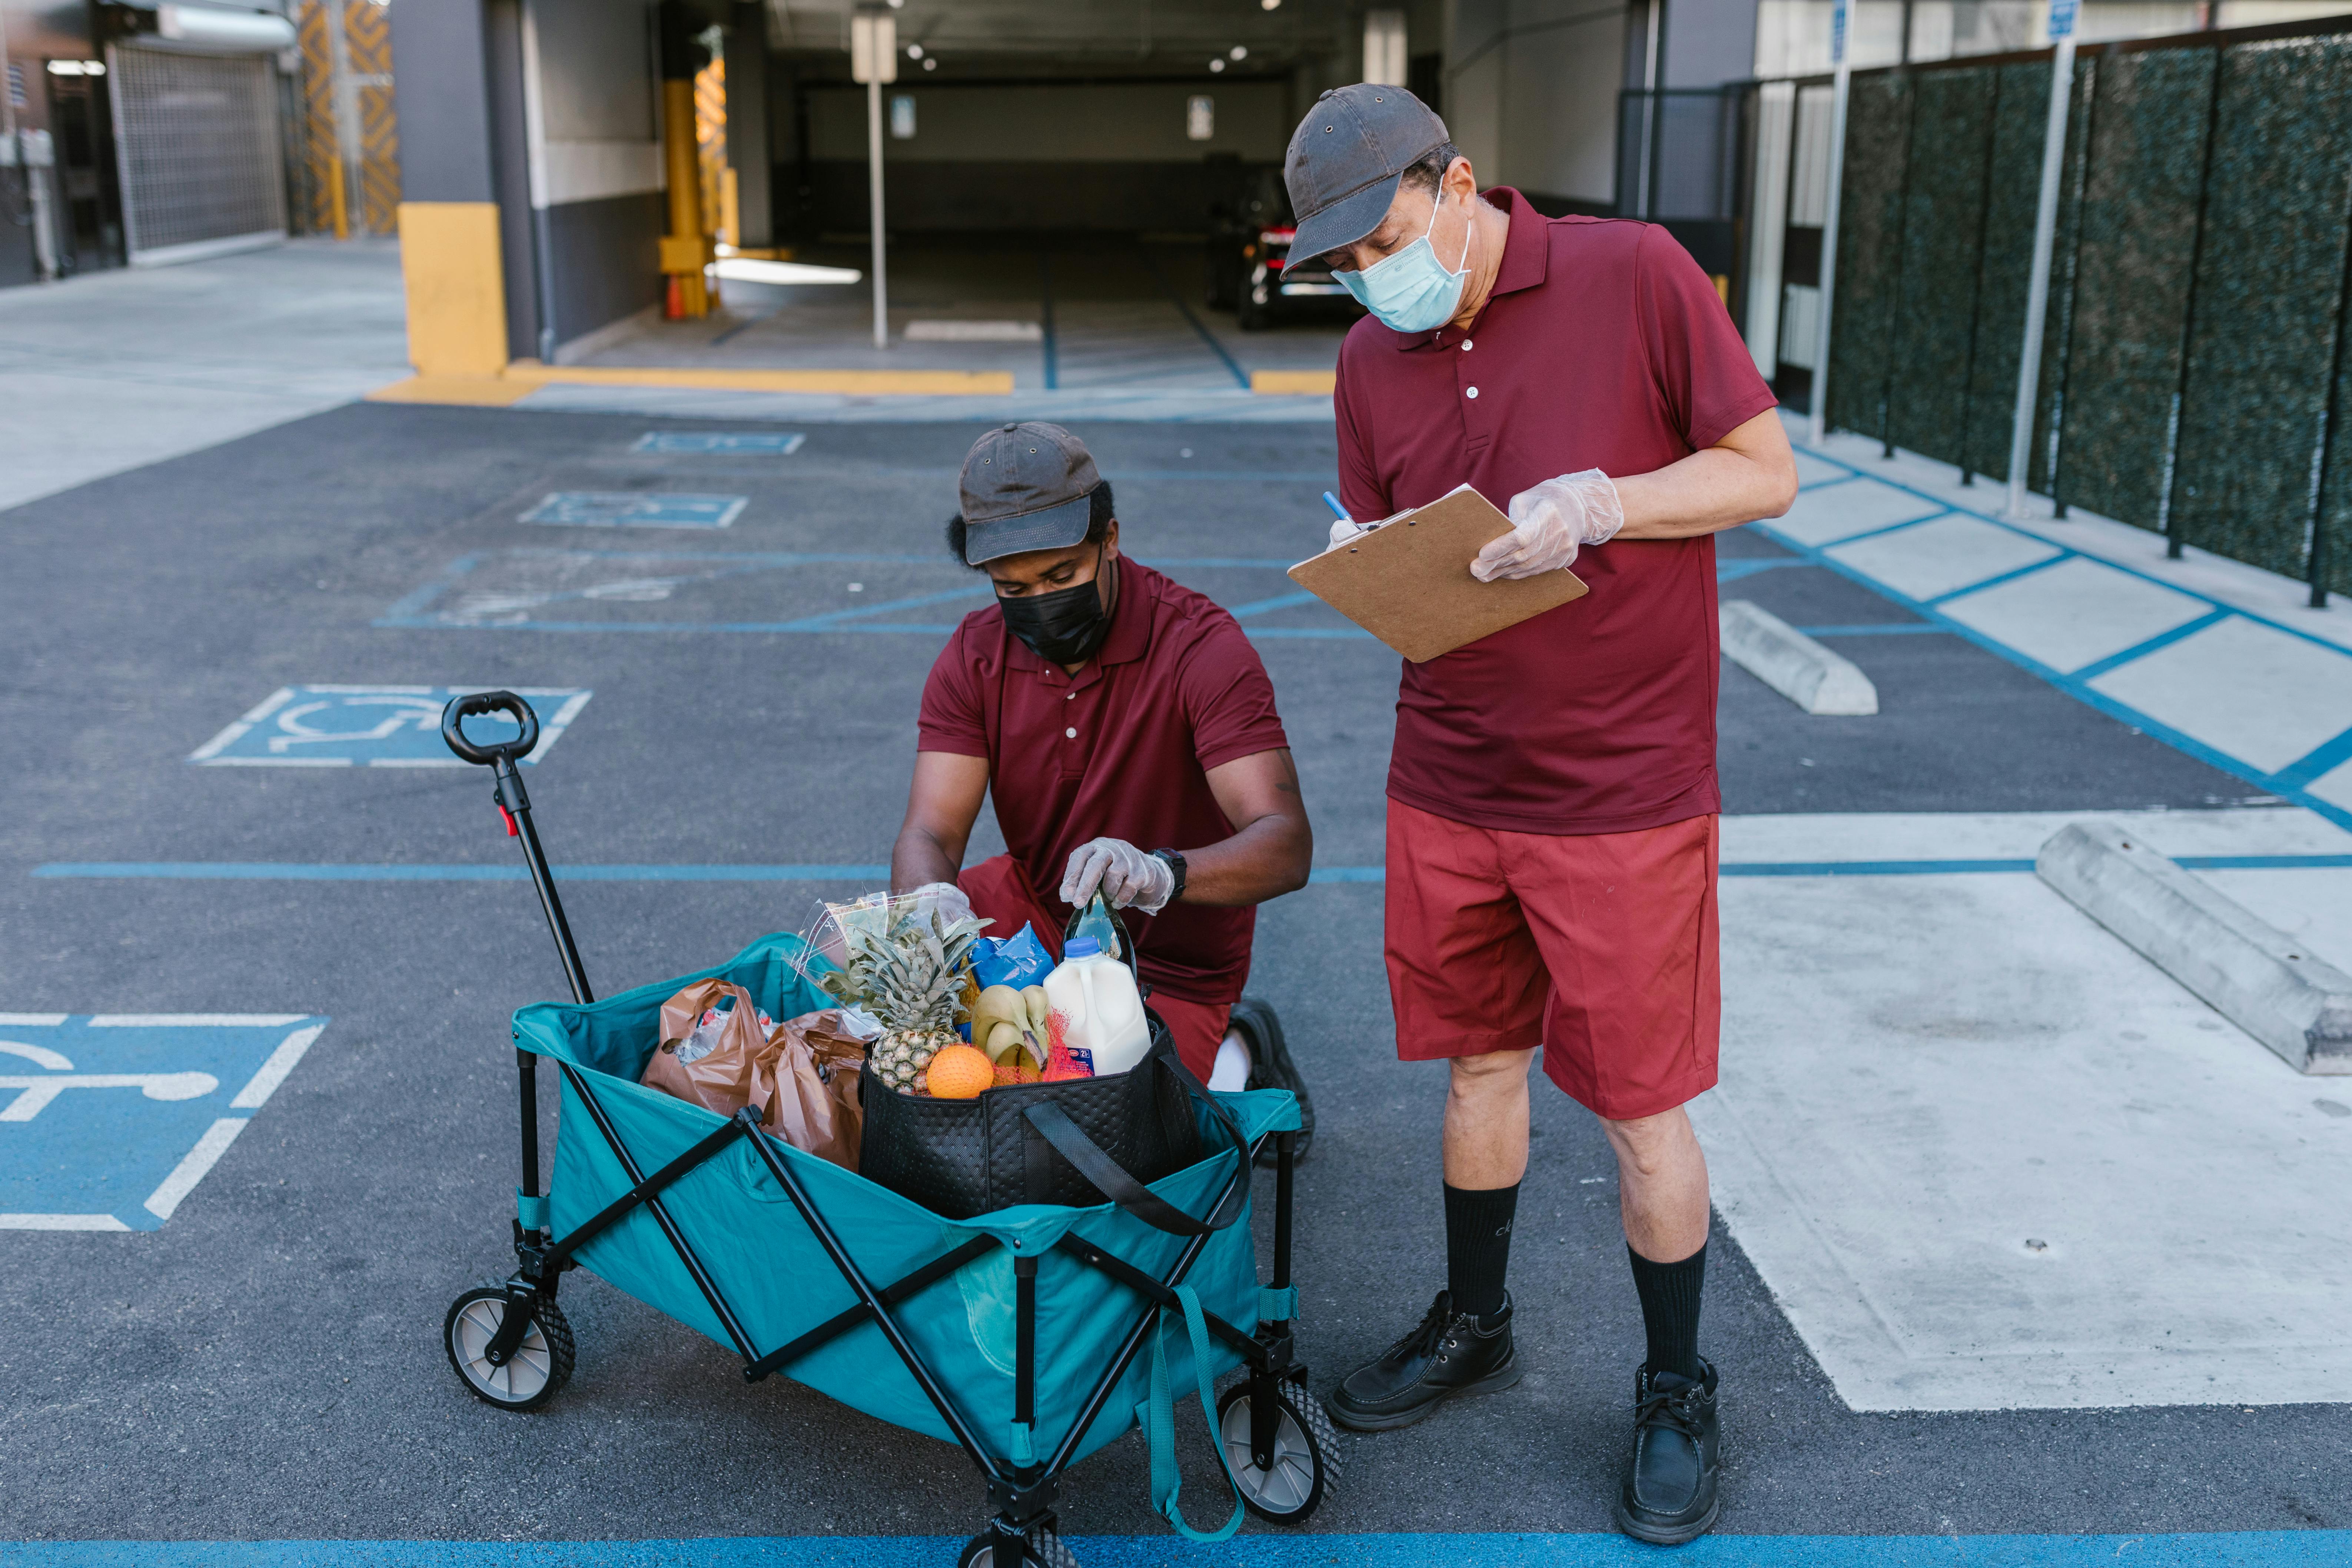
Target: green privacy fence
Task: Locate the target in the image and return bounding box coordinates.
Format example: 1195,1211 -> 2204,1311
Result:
1820,21 -> 2352,601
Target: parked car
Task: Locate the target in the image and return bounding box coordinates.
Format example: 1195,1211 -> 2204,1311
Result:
1205,169 -> 1365,332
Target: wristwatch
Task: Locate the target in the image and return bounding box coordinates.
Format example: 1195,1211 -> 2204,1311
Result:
1151,848 -> 1188,904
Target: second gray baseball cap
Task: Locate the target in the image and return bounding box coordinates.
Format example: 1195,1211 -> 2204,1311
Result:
957,422 -> 1103,565
1283,84 -> 1452,266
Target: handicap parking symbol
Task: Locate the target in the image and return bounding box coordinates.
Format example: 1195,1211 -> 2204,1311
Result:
190,685 -> 590,767
521,492 -> 748,528
0,1014 -> 328,1230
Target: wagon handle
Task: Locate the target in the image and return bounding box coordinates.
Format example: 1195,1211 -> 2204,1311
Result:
442,689 -> 542,767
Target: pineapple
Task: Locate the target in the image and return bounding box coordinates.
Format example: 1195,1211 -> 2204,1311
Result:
820,902 -> 988,1094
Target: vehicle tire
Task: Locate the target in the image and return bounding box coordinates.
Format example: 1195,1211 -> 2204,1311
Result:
1216,1378 -> 1338,1523
444,1285 -> 574,1412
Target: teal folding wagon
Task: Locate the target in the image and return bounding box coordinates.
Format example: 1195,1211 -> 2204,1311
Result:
433,692 -> 1338,1567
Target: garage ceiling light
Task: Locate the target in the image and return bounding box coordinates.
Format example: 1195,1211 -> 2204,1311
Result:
1209,58 -> 1225,72
923,57 -> 937,69
1230,45 -> 1247,60
906,43 -> 922,58
1262,0 -> 1282,8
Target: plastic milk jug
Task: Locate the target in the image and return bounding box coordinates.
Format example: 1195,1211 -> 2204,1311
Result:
1042,937 -> 1150,1077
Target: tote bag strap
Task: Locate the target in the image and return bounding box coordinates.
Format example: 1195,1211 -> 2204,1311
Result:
1022,1094 -> 1247,1236
1135,1283 -> 1245,1545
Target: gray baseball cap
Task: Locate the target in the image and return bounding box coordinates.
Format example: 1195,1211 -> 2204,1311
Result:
957,422 -> 1103,565
1283,84 -> 1453,266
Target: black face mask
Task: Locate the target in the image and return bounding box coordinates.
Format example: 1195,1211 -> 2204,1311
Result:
999,549 -> 1115,664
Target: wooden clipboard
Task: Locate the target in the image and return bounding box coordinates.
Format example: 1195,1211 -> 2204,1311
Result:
1287,484 -> 1588,662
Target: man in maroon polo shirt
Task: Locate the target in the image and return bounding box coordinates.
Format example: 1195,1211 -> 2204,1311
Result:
890,422 -> 1317,1147
1285,87 -> 1797,1542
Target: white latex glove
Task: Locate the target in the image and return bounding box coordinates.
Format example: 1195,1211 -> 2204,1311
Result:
905,881 -> 976,928
1471,469 -> 1624,581
1060,837 -> 1175,914
1327,517 -> 1372,551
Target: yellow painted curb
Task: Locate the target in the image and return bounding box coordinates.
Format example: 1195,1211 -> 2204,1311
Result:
1251,370 -> 1337,395
503,363 -> 1015,395
366,375 -> 538,407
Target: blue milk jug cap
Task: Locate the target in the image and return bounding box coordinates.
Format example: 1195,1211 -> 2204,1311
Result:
1065,936 -> 1102,958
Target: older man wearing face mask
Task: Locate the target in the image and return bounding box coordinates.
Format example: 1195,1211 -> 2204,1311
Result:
1286,87 -> 1797,1544
890,422 -> 1318,1152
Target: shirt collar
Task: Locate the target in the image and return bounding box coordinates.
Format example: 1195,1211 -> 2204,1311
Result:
1002,555 -> 1155,688
1406,185 -> 1549,351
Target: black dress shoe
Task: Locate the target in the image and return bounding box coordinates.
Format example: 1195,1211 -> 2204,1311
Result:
1229,996 -> 1314,1165
1614,1358 -> 1721,1545
1326,1290 -> 1520,1432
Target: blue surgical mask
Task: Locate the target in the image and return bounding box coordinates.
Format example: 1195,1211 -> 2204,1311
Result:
1333,191 -> 1475,334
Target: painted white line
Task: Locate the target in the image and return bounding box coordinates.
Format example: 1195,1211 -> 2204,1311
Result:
2090,616 -> 2352,775
0,1213 -> 133,1232
87,1014 -> 310,1027
528,689 -> 595,763
0,1013 -> 70,1026
2315,760 -> 2352,814
302,683 -> 438,693
0,1040 -> 76,1070
229,1024 -> 325,1110
1721,600 -> 1877,714
188,687 -> 296,762
365,758 -> 468,768
143,1117 -> 249,1221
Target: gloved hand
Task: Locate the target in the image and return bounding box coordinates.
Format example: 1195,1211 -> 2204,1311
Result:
1060,837 -> 1176,914
905,881 -> 976,928
1328,516 -> 1371,551
1472,469 -> 1624,581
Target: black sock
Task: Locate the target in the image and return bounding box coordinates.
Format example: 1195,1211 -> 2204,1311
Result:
1627,1241 -> 1706,1379
1443,1182 -> 1519,1320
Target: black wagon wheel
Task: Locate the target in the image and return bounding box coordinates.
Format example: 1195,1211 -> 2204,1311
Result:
1216,1378 -> 1339,1523
443,1285 -> 575,1412
956,1521 -> 1078,1568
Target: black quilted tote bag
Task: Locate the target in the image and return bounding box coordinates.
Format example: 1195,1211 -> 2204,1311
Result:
859,1018 -> 1236,1221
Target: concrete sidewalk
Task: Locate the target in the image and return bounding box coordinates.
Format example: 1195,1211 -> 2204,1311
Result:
0,240 -> 412,513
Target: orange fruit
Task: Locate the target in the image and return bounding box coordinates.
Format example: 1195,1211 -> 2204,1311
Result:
926,1044 -> 996,1100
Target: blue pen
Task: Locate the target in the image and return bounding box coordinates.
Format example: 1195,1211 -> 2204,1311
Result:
1322,491 -> 1350,523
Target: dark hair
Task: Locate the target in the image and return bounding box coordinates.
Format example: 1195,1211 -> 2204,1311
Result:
1399,142 -> 1464,197
946,478 -> 1116,568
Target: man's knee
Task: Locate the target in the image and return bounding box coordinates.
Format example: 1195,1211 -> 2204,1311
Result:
1448,1047 -> 1535,1102
1600,1106 -> 1697,1178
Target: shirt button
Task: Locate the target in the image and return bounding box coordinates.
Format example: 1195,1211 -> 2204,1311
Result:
1462,339 -> 1474,351
1065,727 -> 1077,738
1065,691 -> 1075,700
1466,386 -> 1479,399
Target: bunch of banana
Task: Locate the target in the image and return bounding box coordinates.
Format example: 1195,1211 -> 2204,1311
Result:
972,983 -> 1051,1073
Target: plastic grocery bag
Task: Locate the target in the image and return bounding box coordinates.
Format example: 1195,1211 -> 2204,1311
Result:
640,979 -> 775,1119
972,922 -> 1055,990
760,1009 -> 871,1173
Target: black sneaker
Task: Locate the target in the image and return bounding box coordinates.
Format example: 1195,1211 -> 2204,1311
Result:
1614,1358 -> 1721,1545
1229,996 -> 1313,1165
1326,1290 -> 1519,1432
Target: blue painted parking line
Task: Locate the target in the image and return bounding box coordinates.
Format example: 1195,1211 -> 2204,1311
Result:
0,1014 -> 327,1230
3,1533 -> 2346,1567
521,492 -> 749,528
34,856 -> 2352,883
188,686 -> 589,767
631,431 -> 806,455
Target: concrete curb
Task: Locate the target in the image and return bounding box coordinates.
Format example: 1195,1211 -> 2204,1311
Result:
1720,599 -> 1878,715
2036,819 -> 2352,1074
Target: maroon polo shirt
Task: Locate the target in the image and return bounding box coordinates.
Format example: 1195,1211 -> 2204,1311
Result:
1335,189 -> 1778,836
917,558 -> 1290,1004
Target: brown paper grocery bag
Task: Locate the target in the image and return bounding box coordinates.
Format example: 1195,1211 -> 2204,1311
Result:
755,1010 -> 868,1173
640,979 -> 772,1120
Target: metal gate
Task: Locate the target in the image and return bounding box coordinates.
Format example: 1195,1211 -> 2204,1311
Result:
106,43 -> 286,265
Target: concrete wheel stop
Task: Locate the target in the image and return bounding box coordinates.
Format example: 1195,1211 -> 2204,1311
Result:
1720,600 -> 1878,715
2037,819 -> 2352,1074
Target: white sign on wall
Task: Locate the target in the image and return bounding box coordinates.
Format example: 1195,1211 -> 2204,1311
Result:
1187,95 -> 1215,141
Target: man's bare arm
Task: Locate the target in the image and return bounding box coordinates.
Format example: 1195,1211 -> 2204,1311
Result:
890,751 -> 991,893
1184,748 -> 1314,907
1612,409 -> 1800,540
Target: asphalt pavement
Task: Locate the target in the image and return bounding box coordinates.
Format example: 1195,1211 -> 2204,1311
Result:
0,405 -> 2341,1553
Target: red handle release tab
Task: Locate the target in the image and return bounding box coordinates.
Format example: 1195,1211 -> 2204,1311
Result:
497,804 -> 519,837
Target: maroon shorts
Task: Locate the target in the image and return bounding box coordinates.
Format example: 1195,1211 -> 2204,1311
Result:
1382,798 -> 1720,1121
955,854 -> 1230,1082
